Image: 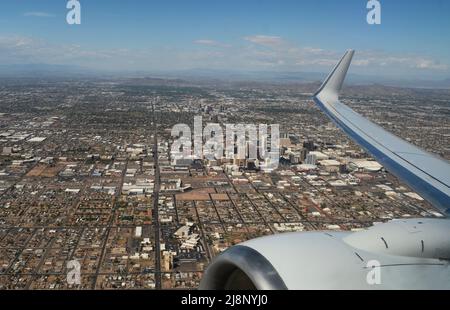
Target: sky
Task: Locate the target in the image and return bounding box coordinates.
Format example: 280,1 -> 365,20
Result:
0,0 -> 449,79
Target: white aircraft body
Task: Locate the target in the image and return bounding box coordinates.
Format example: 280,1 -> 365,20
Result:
200,50 -> 450,290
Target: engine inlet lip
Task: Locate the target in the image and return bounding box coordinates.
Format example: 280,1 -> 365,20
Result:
199,245 -> 288,290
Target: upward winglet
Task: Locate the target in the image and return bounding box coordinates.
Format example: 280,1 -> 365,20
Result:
314,49 -> 354,101
312,49 -> 450,216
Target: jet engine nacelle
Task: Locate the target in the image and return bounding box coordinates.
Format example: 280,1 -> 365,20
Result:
199,218 -> 450,290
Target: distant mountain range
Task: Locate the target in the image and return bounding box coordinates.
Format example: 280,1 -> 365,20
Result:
160,68 -> 450,89
1,64 -> 449,89
0,64 -> 99,78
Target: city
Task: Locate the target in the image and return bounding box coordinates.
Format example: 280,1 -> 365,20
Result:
0,77 -> 448,289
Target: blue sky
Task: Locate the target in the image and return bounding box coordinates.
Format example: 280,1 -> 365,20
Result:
0,0 -> 449,79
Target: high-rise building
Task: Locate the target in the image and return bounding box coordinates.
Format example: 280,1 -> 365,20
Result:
303,140 -> 315,152
300,148 -> 308,161
305,153 -> 317,165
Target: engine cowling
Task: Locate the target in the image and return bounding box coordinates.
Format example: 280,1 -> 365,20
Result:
199,219 -> 450,290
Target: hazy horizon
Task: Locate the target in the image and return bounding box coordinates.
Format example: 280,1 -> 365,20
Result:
1,0 -> 450,83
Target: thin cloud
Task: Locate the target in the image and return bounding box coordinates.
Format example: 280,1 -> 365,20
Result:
244,35 -> 285,47
414,59 -> 448,70
193,39 -> 231,48
352,51 -> 449,71
0,35 -> 448,76
23,12 -> 55,18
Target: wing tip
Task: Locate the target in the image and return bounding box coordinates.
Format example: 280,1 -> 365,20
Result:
314,49 -> 355,99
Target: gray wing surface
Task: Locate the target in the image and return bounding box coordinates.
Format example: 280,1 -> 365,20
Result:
313,50 -> 450,215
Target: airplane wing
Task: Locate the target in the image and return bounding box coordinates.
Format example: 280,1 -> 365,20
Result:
313,50 -> 450,216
